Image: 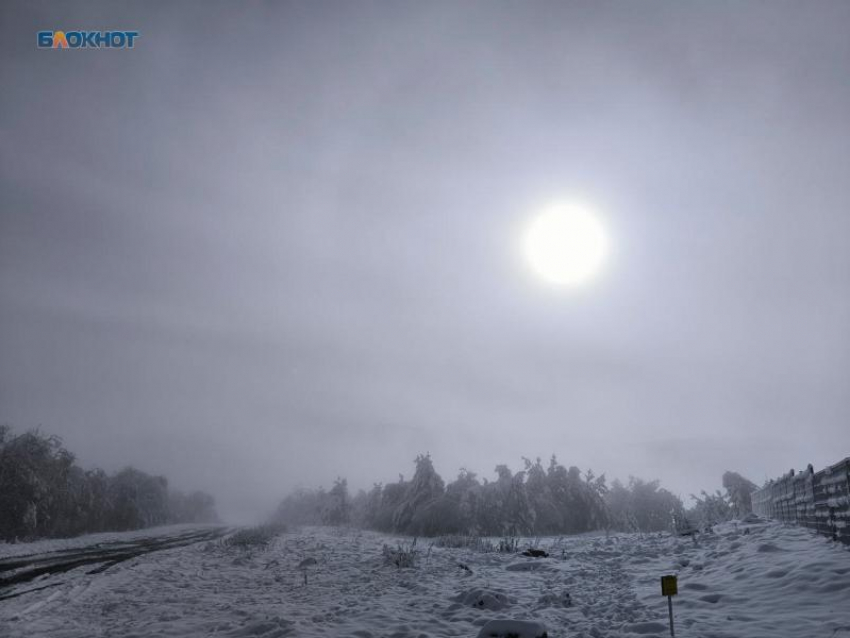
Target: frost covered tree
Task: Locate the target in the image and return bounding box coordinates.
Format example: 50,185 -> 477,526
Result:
394,454 -> 445,534
357,483 -> 384,529
722,471 -> 757,517
274,486 -> 326,525
493,465 -> 533,536
605,479 -> 638,531
372,478 -> 407,532
628,477 -> 682,532
605,477 -> 684,532
169,489 -> 219,524
108,467 -> 169,531
444,468 -> 483,534
0,427 -> 75,540
323,477 -> 351,526
583,469 -> 609,530
0,426 -> 217,541
546,458 -> 598,533
689,490 -> 733,527
524,457 -> 558,534
271,451 -> 684,537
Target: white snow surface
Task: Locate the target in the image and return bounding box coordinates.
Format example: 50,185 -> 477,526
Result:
0,524 -> 221,559
1,519 -> 849,637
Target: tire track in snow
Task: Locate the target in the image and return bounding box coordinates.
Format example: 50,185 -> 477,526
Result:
0,527 -> 230,601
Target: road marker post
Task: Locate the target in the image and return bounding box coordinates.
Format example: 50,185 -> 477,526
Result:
661,574 -> 678,637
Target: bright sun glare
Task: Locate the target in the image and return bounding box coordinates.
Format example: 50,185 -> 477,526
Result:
523,203 -> 608,287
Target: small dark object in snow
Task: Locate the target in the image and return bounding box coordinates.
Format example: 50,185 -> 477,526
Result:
298,556 -> 318,585
475,619 -> 548,638
457,562 -> 473,574
522,549 -> 549,558
676,515 -> 698,537
744,528 -> 750,535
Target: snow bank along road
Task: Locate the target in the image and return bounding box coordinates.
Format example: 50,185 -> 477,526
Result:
1,519 -> 849,637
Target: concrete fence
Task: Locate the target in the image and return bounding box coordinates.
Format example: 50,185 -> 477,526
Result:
751,456 -> 850,545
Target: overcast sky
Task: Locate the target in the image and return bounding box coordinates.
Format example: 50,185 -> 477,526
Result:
2,1 -> 849,522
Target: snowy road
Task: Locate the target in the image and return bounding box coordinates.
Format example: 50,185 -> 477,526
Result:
1,520 -> 849,637
0,527 -> 230,600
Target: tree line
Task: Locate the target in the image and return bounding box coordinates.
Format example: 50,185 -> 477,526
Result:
0,426 -> 218,542
273,453 -> 704,536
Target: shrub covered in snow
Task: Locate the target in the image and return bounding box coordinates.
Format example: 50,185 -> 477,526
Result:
382,538 -> 419,568
225,523 -> 287,548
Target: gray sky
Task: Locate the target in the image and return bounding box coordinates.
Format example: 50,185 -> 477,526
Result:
2,1 -> 849,522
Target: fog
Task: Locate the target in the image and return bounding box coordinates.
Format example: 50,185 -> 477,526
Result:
2,1 -> 849,523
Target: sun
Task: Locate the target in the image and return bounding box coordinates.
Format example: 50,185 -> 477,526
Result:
523,203 -> 608,287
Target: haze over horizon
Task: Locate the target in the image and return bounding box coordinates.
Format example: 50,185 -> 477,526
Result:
2,1 -> 849,523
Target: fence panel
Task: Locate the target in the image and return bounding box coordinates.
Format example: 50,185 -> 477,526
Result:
752,457 -> 850,545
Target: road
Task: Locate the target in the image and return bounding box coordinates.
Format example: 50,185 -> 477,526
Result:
0,526 -> 230,601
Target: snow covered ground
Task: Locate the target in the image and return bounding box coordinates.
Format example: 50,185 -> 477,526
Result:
1,518 -> 848,638
0,524 -> 224,560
